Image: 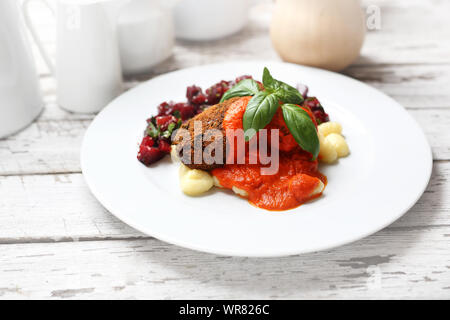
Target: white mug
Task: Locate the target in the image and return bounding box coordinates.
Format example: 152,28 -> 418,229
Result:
0,0 -> 43,138
23,0 -> 129,113
173,0 -> 255,41
118,0 -> 177,76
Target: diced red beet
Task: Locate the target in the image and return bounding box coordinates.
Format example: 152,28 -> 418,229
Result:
158,139 -> 171,154
316,112 -> 330,124
205,80 -> 231,105
141,136 -> 154,148
191,93 -> 207,105
157,102 -> 173,116
137,137 -> 165,165
186,85 -> 203,104
186,85 -> 208,106
304,97 -> 320,109
304,97 -> 329,124
172,102 -> 196,120
156,115 -> 178,131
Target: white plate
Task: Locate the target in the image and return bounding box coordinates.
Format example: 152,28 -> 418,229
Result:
81,61 -> 432,257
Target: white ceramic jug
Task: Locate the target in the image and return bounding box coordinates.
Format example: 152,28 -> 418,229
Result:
173,0 -> 254,41
0,0 -> 44,138
23,0 -> 130,113
118,0 -> 178,76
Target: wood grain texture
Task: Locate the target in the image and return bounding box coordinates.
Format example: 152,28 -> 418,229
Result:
0,228 -> 449,299
0,0 -> 449,299
344,64 -> 450,109
358,0 -> 450,65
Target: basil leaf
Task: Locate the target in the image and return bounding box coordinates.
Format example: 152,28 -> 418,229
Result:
281,104 -> 320,160
262,67 -> 304,104
220,79 -> 261,103
275,85 -> 304,105
243,91 -> 280,140
262,67 -> 279,91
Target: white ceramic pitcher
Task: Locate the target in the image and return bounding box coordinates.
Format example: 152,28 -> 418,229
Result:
118,0 -> 178,76
0,0 -> 44,138
23,0 -> 130,113
173,0 -> 255,41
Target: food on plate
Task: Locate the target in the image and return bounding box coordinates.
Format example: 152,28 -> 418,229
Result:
172,97 -> 242,171
137,67 -> 349,211
137,76 -> 255,166
179,163 -> 214,196
317,121 -> 349,163
326,133 -> 349,157
211,151 -> 327,210
317,121 -> 342,136
318,132 -> 338,164
303,97 -> 329,124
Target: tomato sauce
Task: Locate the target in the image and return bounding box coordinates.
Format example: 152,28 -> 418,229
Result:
212,97 -> 326,211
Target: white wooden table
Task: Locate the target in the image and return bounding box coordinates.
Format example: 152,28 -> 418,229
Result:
1,0 -> 449,299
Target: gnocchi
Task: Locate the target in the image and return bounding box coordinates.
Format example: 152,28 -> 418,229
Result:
212,176 -> 223,188
318,121 -> 342,137
232,186 -> 249,198
318,122 -> 349,163
311,180 -> 325,197
179,164 -> 214,196
326,133 -> 349,157
318,132 -> 338,163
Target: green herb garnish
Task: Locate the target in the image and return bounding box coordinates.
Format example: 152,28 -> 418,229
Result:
242,91 -> 280,138
146,121 -> 160,138
220,79 -> 261,103
221,67 -> 319,159
281,104 -> 320,159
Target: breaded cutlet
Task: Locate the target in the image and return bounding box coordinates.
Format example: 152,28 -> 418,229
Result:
172,97 -> 241,171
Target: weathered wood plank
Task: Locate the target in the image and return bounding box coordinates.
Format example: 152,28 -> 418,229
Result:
1,108 -> 448,176
0,226 -> 448,299
344,64 -> 450,109
0,173 -> 143,243
358,0 -> 450,65
411,110 -> 450,160
0,161 -> 448,243
0,120 -> 90,176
